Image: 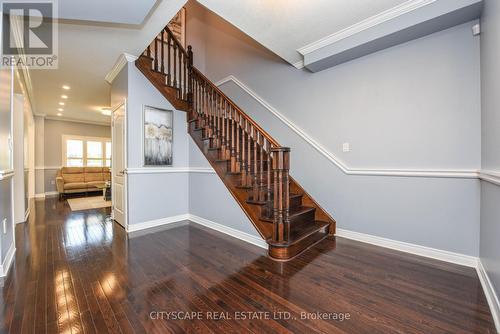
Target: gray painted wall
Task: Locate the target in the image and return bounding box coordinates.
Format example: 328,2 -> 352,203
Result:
0,65 -> 13,266
0,179 -> 13,264
185,3 -> 482,255
35,116 -> 45,195
43,119 -> 111,167
122,63 -> 190,224
480,0 -> 500,305
37,119 -> 111,193
188,139 -> 257,236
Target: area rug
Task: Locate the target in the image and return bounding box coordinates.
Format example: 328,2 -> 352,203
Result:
67,196 -> 111,211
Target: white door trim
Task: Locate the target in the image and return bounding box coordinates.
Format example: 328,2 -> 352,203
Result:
111,100 -> 128,229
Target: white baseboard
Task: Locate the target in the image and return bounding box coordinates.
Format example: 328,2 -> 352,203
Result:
336,228 -> 478,267
34,191 -> 59,200
126,213 -> 268,250
126,214 -> 190,233
23,208 -> 30,222
188,214 -> 268,250
477,260 -> 500,332
0,243 -> 16,278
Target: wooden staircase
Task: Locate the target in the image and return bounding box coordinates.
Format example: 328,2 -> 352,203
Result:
136,25 -> 336,261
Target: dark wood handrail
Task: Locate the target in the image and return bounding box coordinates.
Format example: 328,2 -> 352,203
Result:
191,67 -> 281,148
164,26 -> 189,56
140,17 -> 295,245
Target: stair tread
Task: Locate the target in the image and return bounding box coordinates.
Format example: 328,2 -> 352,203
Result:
268,220 -> 329,247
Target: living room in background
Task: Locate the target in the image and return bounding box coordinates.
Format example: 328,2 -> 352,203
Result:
62,135 -> 111,167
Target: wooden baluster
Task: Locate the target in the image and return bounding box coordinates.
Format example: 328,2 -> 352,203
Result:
147,44 -> 151,59
187,46 -> 193,103
221,98 -> 226,157
235,112 -> 241,172
230,106 -> 236,172
160,30 -> 165,74
216,94 -> 221,148
246,121 -> 252,187
173,42 -> 177,88
167,32 -> 171,86
252,131 -> 259,200
213,90 -> 217,139
154,36 -> 158,71
266,141 -> 272,202
209,88 -> 214,138
223,100 -> 229,160
205,84 -> 209,128
183,51 -> 187,100
259,136 -> 265,201
178,43 -> 182,94
271,147 -> 291,243
240,119 -> 247,187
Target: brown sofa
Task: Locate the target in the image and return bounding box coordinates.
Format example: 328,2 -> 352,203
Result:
56,167 -> 111,198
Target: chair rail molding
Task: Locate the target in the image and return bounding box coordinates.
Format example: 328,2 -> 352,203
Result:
105,53 -> 138,84
479,170 -> 500,187
0,169 -> 15,181
125,167 -> 215,174
215,75 -> 481,180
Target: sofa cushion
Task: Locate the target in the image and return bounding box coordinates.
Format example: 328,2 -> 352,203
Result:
85,172 -> 103,182
62,172 -> 84,183
103,170 -> 111,181
84,167 -> 103,173
62,167 -> 84,174
64,182 -> 87,190
87,181 -> 106,188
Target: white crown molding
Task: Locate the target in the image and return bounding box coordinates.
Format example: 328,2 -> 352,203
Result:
126,167 -> 215,174
105,53 -> 138,84
336,228 -> 478,267
215,75 -> 480,179
0,243 -> 16,278
477,260 -> 500,332
297,0 -> 436,56
45,116 -> 110,126
292,60 -> 305,69
0,169 -> 15,181
188,215 -> 268,249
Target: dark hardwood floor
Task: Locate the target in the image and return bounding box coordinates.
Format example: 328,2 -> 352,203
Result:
0,197 -> 496,333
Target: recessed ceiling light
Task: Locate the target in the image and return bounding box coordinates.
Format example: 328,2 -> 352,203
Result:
58,108 -> 63,111
59,102 -> 65,106
57,113 -> 62,116
62,85 -> 70,90
61,95 -> 68,99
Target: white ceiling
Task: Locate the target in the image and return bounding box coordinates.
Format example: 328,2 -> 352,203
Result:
29,0 -> 425,123
58,0 -> 157,25
30,0 -> 186,124
196,0 -> 408,65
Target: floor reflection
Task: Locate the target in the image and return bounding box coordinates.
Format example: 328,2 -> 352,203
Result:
0,197 -> 496,334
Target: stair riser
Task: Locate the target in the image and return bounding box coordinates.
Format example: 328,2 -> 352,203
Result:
268,227 -> 329,261
260,195 -> 302,217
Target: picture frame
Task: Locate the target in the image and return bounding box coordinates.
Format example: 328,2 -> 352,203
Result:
143,105 -> 173,166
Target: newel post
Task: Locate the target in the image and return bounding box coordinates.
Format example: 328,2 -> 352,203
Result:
187,45 -> 194,104
271,147 -> 291,243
